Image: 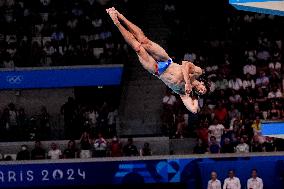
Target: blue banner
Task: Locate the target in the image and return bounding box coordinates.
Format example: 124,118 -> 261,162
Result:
0,65 -> 123,89
0,159 -> 174,188
261,121 -> 284,138
1,155 -> 284,188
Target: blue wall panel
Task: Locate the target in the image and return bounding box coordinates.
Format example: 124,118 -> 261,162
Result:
0,66 -> 123,89
1,155 -> 284,188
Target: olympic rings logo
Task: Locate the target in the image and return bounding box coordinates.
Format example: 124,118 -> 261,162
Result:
6,75 -> 24,84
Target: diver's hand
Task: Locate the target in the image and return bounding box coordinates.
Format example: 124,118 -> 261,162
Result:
185,83 -> 192,94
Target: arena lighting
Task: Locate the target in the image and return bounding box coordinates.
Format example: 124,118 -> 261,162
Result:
261,120 -> 284,139
229,0 -> 284,16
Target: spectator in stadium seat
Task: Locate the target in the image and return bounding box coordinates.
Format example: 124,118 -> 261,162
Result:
109,136 -> 123,157
223,170 -> 241,189
269,61 -> 282,73
63,140 -> 79,159
256,47 -> 270,61
31,140 -> 46,160
256,71 -> 269,89
228,76 -> 243,91
47,143 -> 62,160
228,104 -> 241,121
247,169 -> 263,189
215,75 -> 229,90
213,103 -> 228,124
123,138 -> 138,156
196,121 -> 209,146
85,106 -> 99,129
208,136 -> 220,154
229,90 -> 242,104
199,105 -> 213,123
268,102 -> 281,120
207,171 -> 222,189
269,72 -> 282,87
251,117 -> 261,136
140,142 -> 152,156
93,133 -> 107,157
208,119 -> 225,144
193,138 -> 207,154
267,86 -> 283,99
243,61 -> 256,76
16,145 -> 30,160
221,138 -> 234,153
235,137 -> 249,153
255,87 -> 267,103
251,137 -> 263,152
242,74 -> 255,90
79,131 -> 92,158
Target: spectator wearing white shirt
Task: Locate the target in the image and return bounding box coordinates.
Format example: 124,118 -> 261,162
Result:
47,143 -> 62,160
93,133 -> 107,157
267,87 -> 283,99
208,120 -> 225,144
207,171 -> 222,189
215,75 -> 229,90
269,61 -> 281,72
229,90 -> 242,104
184,52 -> 196,62
243,63 -> 256,76
86,107 -> 99,127
206,65 -> 218,78
245,50 -> 256,62
223,170 -> 241,189
242,74 -> 255,89
247,169 -> 263,189
235,137 -> 250,153
229,77 -> 243,91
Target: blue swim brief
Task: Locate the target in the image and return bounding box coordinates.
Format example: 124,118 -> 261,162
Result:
155,58 -> 173,76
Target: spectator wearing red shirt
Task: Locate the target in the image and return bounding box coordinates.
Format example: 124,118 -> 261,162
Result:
196,121 -> 209,146
109,136 -> 123,157
214,102 -> 228,124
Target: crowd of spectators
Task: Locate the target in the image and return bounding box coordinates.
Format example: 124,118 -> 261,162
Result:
0,0 -> 133,68
0,97 -> 119,141
161,0 -> 284,153
0,137 -> 151,161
